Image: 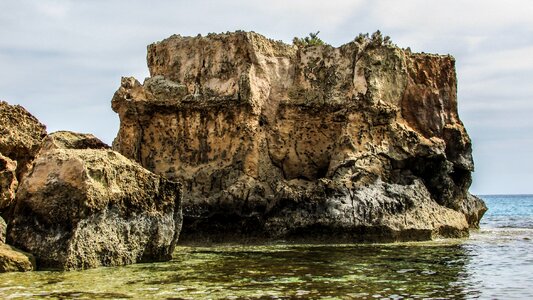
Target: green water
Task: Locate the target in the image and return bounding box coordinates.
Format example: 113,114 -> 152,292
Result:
0,240 -> 484,299
2,194 -> 533,299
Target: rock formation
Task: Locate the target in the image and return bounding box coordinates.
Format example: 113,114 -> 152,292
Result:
0,243 -> 36,272
0,101 -> 47,218
40,130 -> 110,151
0,153 -> 18,213
0,102 -> 42,272
7,131 -> 182,270
0,216 -> 5,243
0,215 -> 35,272
0,101 -> 47,180
112,31 -> 486,243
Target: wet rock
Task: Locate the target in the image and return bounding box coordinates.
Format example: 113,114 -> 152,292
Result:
0,243 -> 36,272
8,135 -> 182,270
112,31 -> 486,243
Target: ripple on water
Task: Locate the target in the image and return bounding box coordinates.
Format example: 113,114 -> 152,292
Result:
0,195 -> 532,299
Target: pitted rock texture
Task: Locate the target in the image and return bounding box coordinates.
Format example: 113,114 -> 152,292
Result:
112,31 -> 486,243
0,216 -> 5,243
0,154 -> 18,213
8,132 -> 182,270
40,130 -> 110,152
0,101 -> 47,179
0,101 -> 46,217
0,243 -> 36,272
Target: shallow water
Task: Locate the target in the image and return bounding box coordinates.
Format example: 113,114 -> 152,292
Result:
1,195 -> 532,299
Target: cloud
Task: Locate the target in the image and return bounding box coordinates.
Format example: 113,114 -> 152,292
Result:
0,0 -> 532,194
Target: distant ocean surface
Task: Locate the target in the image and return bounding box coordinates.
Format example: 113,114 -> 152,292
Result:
1,195 -> 532,299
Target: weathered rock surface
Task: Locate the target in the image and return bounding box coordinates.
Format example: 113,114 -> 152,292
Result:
0,101 -> 47,180
40,130 -> 110,152
0,243 -> 36,272
0,101 -> 46,219
8,132 -> 182,270
2,215 -> 34,273
0,216 -> 5,243
112,31 -> 486,243
0,154 -> 18,213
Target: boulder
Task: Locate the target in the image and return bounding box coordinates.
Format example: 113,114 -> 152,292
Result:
112,31 -> 486,243
0,101 -> 47,179
40,130 -> 110,152
0,243 -> 35,272
8,132 -> 182,270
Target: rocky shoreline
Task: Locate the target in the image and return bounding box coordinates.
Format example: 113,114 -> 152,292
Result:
0,102 -> 182,271
0,31 -> 486,272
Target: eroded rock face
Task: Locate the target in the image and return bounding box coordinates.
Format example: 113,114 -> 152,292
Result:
112,32 -> 486,243
40,130 -> 110,152
0,101 -> 46,218
1,216 -> 35,273
0,154 -> 18,213
0,216 -> 5,243
0,101 -> 47,179
8,132 -> 182,270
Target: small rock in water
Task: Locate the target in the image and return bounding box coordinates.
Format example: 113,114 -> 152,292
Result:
0,243 -> 36,272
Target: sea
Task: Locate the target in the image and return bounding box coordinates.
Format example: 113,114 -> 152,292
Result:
0,195 -> 532,299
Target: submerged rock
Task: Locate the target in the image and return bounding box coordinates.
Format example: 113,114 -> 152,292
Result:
112,31 -> 486,243
0,243 -> 36,272
8,132 -> 182,270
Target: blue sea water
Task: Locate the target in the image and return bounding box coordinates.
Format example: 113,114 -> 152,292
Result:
0,195 -> 532,299
479,194 -> 533,229
464,195 -> 533,299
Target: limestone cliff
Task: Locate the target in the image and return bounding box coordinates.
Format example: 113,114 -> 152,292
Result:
112,31 -> 486,243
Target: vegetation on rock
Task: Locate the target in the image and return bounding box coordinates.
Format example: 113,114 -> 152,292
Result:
293,31 -> 326,47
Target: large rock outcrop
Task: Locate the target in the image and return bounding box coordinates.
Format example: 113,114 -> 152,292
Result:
112,31 -> 486,243
7,131 -> 182,270
40,130 -> 110,151
0,101 -> 47,217
0,101 -> 47,179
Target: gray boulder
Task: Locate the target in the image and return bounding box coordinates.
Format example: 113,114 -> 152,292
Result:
8,132 -> 182,270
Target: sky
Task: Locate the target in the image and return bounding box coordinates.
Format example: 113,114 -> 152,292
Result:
1,0 -> 532,195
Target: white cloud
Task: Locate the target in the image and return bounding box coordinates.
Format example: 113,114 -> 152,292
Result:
0,0 -> 532,194
35,0 -> 71,18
